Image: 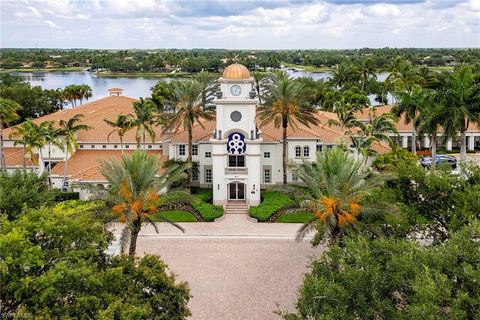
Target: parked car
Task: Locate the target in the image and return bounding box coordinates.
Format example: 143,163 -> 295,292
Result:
420,154 -> 457,169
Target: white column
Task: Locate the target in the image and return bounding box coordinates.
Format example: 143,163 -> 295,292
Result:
446,139 -> 453,151
423,136 -> 430,148
246,141 -> 262,206
211,140 -> 226,206
402,136 -> 408,148
468,134 -> 475,151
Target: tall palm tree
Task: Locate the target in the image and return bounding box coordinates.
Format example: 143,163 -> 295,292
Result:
132,98 -> 157,150
9,120 -> 49,173
63,85 -> 79,108
44,121 -> 65,186
252,71 -> 266,105
285,147 -> 385,244
98,150 -> 188,257
78,84 -> 93,105
161,80 -> 216,189
437,67 -> 480,161
195,71 -> 217,111
258,71 -> 319,184
0,98 -> 21,171
394,84 -> 427,154
104,114 -> 134,154
357,58 -> 377,92
58,115 -> 91,190
354,111 -> 398,159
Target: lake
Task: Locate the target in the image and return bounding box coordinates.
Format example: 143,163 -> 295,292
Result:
12,70 -> 391,104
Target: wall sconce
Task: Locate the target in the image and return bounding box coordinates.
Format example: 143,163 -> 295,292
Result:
253,184 -> 255,190
217,184 -> 220,190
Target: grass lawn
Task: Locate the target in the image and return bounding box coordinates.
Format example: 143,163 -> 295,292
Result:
151,211 -> 197,222
276,212 -> 313,223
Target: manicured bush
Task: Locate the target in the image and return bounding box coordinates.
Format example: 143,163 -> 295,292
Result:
193,202 -> 223,222
249,190 -> 294,222
192,188 -> 213,203
52,190 -> 80,202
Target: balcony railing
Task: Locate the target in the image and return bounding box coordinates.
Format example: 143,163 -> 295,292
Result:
225,167 -> 248,174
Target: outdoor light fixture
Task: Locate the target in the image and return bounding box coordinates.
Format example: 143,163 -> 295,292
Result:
217,184 -> 220,190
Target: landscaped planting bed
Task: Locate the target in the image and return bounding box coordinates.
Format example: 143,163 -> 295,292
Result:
276,212 -> 313,223
152,211 -> 198,222
248,190 -> 295,222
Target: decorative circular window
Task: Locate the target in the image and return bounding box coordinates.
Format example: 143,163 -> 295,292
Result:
230,111 -> 242,122
227,132 -> 246,154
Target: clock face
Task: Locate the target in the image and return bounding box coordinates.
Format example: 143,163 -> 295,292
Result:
230,85 -> 242,96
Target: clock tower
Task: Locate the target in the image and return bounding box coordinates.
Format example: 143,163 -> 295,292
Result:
210,63 -> 262,207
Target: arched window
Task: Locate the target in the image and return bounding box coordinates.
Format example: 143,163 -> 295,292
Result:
295,146 -> 302,158
303,146 -> 310,157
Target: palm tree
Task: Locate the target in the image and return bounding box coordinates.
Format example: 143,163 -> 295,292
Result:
132,98 -> 157,150
357,58 -> 377,92
0,98 -> 21,171
9,120 -> 49,173
258,71 -> 319,184
414,92 -> 442,170
98,150 -> 188,257
285,147 -> 385,244
161,80 -> 216,189
195,71 -> 217,111
437,67 -> 480,161
252,71 -> 266,105
44,121 -> 64,186
104,114 -> 134,154
63,85 -> 79,108
78,84 -> 93,105
394,84 -> 426,154
353,110 -> 398,159
58,115 -> 91,190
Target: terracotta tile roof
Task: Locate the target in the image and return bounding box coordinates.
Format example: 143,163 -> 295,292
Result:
4,96 -> 170,144
108,88 -> 123,92
2,147 -> 37,168
50,150 -> 165,182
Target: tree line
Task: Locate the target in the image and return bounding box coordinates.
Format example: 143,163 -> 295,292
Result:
1,47 -> 479,72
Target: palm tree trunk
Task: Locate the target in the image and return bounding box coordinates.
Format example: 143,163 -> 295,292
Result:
431,132 -> 437,171
48,142 -> 52,188
143,131 -> 146,150
120,135 -> 124,154
62,148 -> 69,190
0,119 -> 5,172
460,129 -> 467,162
411,126 -> 417,154
187,125 -> 193,191
282,118 -> 288,185
22,144 -> 26,169
128,220 -> 142,257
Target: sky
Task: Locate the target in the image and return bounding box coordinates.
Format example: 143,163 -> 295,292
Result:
1,0 -> 479,49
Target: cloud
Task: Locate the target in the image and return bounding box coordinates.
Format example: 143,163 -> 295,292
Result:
0,0 -> 479,48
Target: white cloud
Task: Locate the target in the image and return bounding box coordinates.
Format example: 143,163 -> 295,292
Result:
0,0 -> 479,48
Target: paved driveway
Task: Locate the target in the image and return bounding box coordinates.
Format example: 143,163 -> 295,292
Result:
111,215 -> 322,320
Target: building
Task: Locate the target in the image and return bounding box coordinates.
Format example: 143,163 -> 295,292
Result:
5,63 -> 478,205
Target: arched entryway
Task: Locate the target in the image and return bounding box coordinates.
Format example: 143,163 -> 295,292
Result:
228,182 -> 245,201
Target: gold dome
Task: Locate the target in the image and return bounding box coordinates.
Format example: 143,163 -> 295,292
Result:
222,63 -> 251,80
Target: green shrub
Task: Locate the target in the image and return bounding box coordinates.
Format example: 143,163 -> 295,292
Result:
249,190 -> 294,222
51,190 -> 80,202
192,188 -> 213,203
193,202 -> 223,222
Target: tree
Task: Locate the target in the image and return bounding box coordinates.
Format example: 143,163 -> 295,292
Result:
97,150 -> 188,257
284,222 -> 480,320
0,170 -> 53,220
104,114 -> 134,153
132,97 -> 157,149
252,71 -> 266,105
258,71 -> 319,184
394,84 -> 427,154
0,98 -> 20,171
161,79 -> 215,189
58,115 -> 91,189
8,119 -> 47,170
44,121 -> 64,186
78,84 -> 92,105
285,147 -> 385,244
357,58 -> 377,92
437,66 -> 480,161
0,203 -> 191,318
194,71 -> 217,111
63,84 -> 80,108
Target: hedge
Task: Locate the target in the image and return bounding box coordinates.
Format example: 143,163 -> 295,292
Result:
248,190 -> 294,222
192,188 -> 213,203
152,211 -> 198,222
276,212 -> 314,223
193,202 -> 223,222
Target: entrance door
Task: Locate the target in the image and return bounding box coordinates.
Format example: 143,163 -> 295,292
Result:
229,182 -> 245,200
